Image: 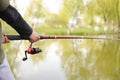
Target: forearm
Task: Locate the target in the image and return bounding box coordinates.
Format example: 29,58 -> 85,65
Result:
0,5 -> 33,39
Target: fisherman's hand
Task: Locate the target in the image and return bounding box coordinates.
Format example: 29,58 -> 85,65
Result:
2,33 -> 10,43
29,31 -> 40,43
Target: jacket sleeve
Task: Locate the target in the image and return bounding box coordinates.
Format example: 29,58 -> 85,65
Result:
0,5 -> 33,39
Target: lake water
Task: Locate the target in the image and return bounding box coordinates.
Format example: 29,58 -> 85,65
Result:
3,38 -> 120,80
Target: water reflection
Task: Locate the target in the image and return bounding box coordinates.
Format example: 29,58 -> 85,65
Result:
61,39 -> 120,80
19,42 -> 66,80
3,38 -> 120,80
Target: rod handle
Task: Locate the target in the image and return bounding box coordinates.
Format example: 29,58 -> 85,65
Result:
6,35 -> 44,40
6,34 -> 47,40
6,34 -> 22,40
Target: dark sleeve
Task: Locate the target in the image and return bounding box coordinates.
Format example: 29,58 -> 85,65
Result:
0,5 -> 33,39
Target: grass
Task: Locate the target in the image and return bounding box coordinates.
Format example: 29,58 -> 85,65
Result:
34,27 -> 110,36
70,27 -> 106,35
3,25 -> 114,36
34,27 -> 67,35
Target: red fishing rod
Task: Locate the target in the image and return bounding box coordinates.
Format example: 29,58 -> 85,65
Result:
6,34 -> 120,61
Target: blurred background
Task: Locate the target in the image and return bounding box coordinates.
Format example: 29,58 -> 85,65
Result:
1,0 -> 120,80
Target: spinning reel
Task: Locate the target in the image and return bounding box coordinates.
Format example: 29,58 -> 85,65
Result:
23,43 -> 42,61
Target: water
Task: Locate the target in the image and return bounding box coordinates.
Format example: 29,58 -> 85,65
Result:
3,39 -> 120,80
19,42 -> 66,80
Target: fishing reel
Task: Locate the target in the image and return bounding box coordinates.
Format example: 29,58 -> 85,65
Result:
23,43 -> 42,61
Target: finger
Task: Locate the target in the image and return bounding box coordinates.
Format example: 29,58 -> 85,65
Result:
29,39 -> 36,43
4,34 -> 10,43
4,37 -> 10,43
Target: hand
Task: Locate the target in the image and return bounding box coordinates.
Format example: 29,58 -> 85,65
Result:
2,33 -> 10,43
29,31 -> 40,43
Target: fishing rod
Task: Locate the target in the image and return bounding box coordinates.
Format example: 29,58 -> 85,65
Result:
6,34 -> 120,40
6,34 -> 120,61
